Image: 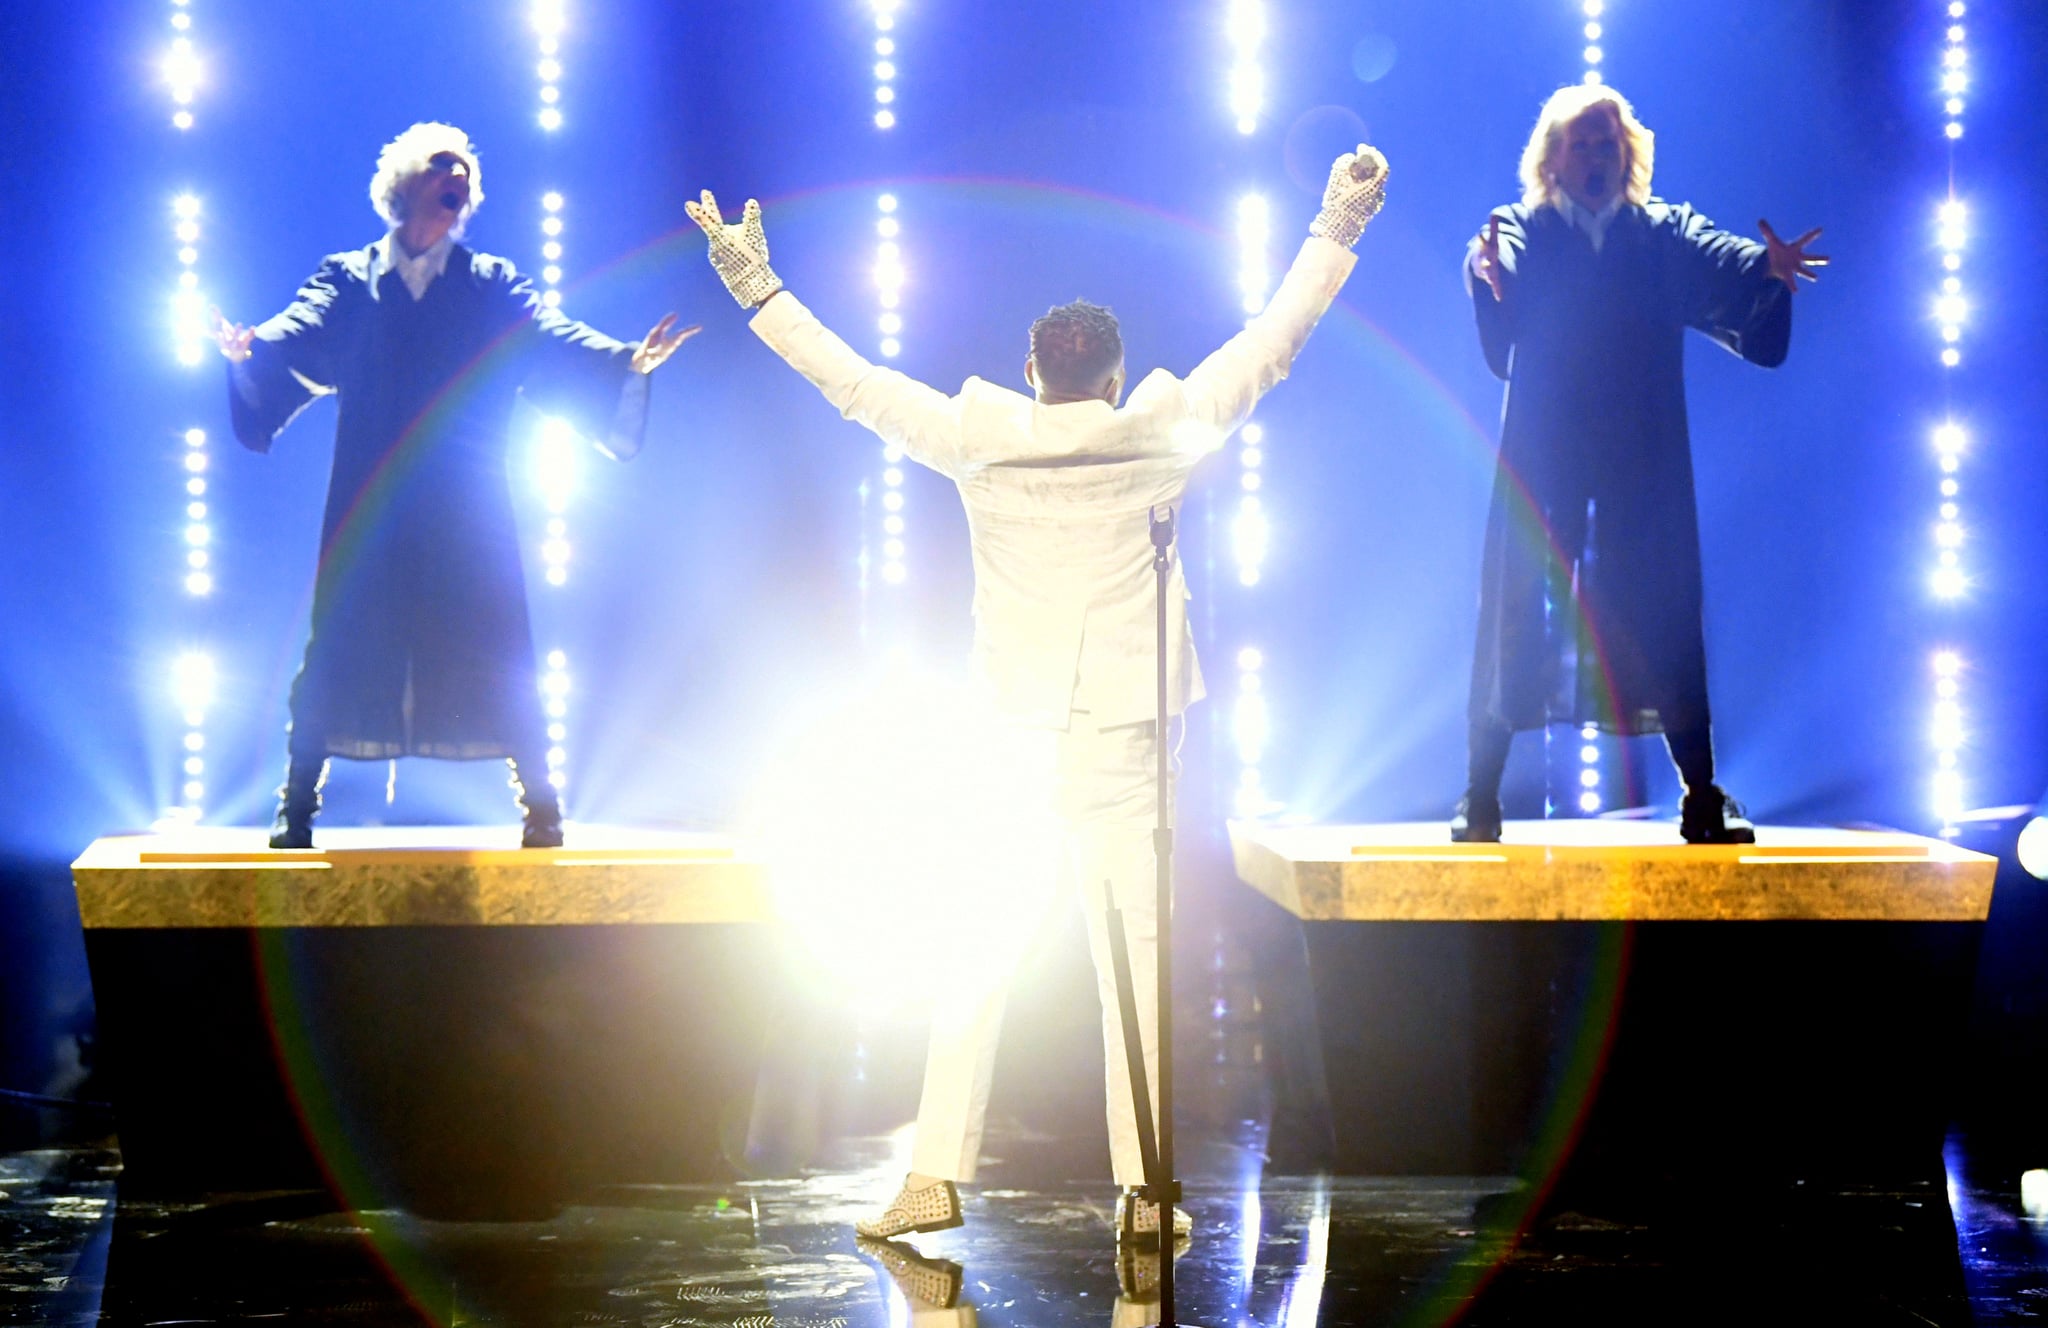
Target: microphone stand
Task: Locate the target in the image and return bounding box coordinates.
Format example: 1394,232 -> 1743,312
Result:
1104,503 -> 1182,1325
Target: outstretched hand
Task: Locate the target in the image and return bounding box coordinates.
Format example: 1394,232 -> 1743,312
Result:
684,189 -> 785,308
210,306 -> 254,363
630,313 -> 701,374
1759,219 -> 1828,293
1473,217 -> 1505,303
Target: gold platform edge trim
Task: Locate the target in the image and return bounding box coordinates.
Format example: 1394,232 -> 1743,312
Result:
1235,821 -> 1997,923
73,830 -> 772,930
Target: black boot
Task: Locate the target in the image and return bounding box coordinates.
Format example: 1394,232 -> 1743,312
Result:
511,759 -> 563,849
1451,794 -> 1503,844
268,755 -> 327,850
1452,721 -> 1513,843
1680,786 -> 1756,844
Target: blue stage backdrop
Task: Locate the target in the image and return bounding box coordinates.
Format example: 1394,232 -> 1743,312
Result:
4,0 -> 2047,1124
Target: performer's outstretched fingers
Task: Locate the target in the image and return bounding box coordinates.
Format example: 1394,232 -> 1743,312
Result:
1758,218 -> 1781,245
1792,226 -> 1824,247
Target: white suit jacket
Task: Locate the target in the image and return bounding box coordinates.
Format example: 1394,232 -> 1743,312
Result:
751,235 -> 1357,730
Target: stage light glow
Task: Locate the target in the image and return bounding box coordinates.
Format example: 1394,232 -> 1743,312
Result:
754,670 -> 1065,1014
1579,791 -> 1602,813
1225,0 -> 1267,134
875,109 -> 896,129
184,452 -> 207,473
184,571 -> 211,596
163,37 -> 201,105
2017,821 -> 2048,882
171,652 -> 216,713
186,550 -> 207,569
1925,11 -> 1974,830
539,107 -> 563,131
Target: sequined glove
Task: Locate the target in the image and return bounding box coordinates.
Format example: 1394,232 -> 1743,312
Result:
1309,145 -> 1390,249
684,190 -> 784,308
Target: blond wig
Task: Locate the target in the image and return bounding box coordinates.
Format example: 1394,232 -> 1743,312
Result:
369,122 -> 484,232
1518,84 -> 1654,210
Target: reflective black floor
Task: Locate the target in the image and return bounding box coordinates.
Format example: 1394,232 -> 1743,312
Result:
5,1127 -> 2045,1326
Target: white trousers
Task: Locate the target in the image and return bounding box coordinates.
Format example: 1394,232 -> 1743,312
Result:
909,715 -> 1167,1187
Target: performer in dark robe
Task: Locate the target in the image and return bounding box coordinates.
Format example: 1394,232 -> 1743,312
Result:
1454,84 -> 1826,844
213,123 -> 696,849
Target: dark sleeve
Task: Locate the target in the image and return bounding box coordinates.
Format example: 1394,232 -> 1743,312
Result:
1669,205 -> 1792,368
502,265 -> 648,461
1466,206 -> 1527,381
229,258 -> 347,453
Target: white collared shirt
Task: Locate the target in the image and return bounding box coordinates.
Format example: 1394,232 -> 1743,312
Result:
370,230 -> 456,301
1558,194 -> 1625,252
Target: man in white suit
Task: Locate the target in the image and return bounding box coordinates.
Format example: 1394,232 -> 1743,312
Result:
686,144 -> 1387,1245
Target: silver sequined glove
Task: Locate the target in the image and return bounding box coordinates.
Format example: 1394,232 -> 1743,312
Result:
684,190 -> 784,308
1309,145 -> 1390,249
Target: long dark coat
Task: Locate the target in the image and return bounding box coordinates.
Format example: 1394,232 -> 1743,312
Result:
1465,201 -> 1790,736
230,242 -> 644,761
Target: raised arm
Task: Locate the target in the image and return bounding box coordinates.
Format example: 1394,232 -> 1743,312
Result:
506,261 -> 699,462
1178,146 -> 1388,436
686,190 -> 965,475
1670,206 -> 1808,368
217,258 -> 347,453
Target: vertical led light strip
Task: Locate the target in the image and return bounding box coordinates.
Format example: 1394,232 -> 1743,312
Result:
164,0 -> 200,130
1580,0 -> 1606,86
162,1 -> 211,829
534,0 -> 566,132
1928,2 -> 1972,832
1225,0 -> 1265,136
1227,3 -> 1271,818
869,2 -> 910,597
1577,0 -> 1606,814
534,0 -> 572,807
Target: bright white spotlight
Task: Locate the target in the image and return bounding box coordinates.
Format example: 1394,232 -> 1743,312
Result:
753,670 -> 1064,1014
171,651 -> 216,712
2018,819 -> 2048,881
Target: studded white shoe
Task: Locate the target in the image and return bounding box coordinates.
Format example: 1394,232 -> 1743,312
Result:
1114,1189 -> 1193,1245
854,1178 -> 963,1239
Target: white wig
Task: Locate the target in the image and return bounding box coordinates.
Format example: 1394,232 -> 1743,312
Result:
369,122 -> 484,232
1519,84 -> 1655,211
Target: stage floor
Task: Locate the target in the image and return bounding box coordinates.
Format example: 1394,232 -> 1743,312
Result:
0,1126 -> 2022,1327
1230,819 -> 1998,921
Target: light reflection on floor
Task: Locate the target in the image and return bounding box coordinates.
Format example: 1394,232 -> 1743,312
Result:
3,1133 -> 2041,1325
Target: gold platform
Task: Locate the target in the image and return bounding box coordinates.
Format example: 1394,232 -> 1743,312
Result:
72,826 -> 768,928
1229,820 -> 1997,922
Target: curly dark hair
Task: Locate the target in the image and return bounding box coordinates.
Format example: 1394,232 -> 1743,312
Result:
1028,299 -> 1124,398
